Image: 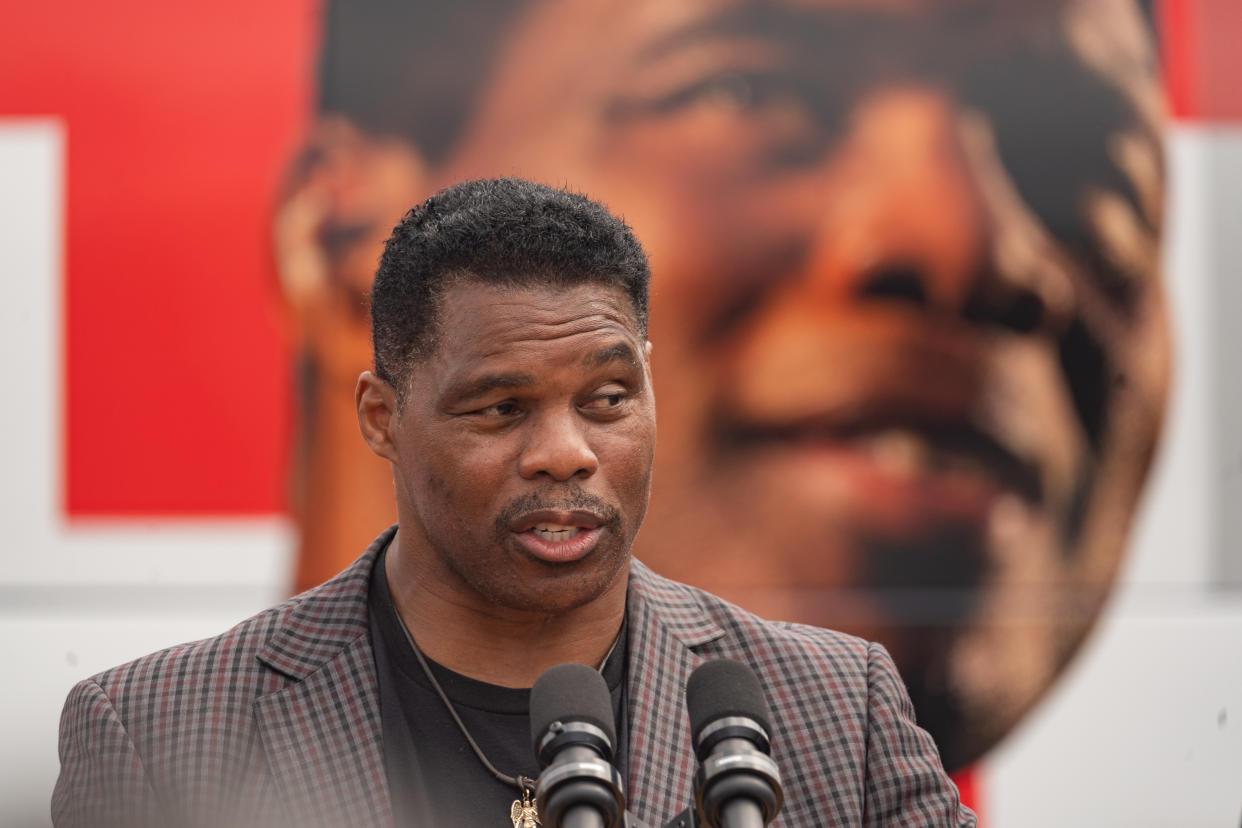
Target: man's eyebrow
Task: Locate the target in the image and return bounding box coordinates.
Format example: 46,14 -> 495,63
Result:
632,5 -> 832,64
584,342 -> 642,371
442,372 -> 536,403
634,11 -> 768,64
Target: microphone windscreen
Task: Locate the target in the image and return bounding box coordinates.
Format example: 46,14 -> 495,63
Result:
529,662 -> 616,755
685,660 -> 773,742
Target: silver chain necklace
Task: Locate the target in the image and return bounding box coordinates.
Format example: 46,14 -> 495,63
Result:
392,609 -> 621,827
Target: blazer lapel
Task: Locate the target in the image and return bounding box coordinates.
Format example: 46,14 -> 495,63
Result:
253,535 -> 393,828
246,543 -> 723,827
625,560 -> 726,826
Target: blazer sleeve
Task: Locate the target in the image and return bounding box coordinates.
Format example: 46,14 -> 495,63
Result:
52,678 -> 162,828
861,642 -> 977,828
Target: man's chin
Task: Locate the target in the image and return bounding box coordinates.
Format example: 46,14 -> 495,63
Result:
480,548 -> 630,616
842,523 -> 1091,771
642,496 -> 1087,770
900,608 -> 1078,771
902,639 -> 1017,771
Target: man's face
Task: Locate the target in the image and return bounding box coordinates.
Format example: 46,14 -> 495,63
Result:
430,0 -> 1168,765
291,0 -> 1168,767
386,282 -> 656,615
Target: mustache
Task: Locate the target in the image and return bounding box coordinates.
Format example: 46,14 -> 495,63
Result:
493,487 -> 621,535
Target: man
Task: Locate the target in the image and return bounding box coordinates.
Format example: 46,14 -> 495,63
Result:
276,0 -> 1169,770
54,179 -> 974,826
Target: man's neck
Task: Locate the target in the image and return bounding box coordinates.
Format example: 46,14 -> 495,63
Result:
384,531 -> 628,688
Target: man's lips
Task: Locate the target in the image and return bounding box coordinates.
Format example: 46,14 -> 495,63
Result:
509,510 -> 606,563
715,312 -> 1066,510
509,509 -> 604,534
720,414 -> 1044,507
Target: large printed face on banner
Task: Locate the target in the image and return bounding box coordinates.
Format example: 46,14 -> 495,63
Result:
276,0 -> 1169,768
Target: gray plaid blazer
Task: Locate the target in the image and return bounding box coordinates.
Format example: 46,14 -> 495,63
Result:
53,528 -> 974,827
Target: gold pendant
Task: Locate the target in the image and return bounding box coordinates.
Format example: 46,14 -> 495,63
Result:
510,793 -> 541,827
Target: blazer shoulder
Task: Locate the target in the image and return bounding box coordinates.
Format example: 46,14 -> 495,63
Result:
86,543 -> 370,715
55,536 -> 391,826
630,559 -> 871,680
86,540 -> 381,704
84,596 -> 292,714
628,561 -> 971,825
713,594 -> 870,684
53,596 -> 300,824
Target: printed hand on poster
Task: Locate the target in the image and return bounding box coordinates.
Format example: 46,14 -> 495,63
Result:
273,0 -> 1169,771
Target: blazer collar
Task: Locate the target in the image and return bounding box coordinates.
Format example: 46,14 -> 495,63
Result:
624,558 -> 727,825
253,527 -> 395,827
249,538 -> 726,828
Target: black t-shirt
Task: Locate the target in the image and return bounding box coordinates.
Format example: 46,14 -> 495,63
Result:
367,544 -> 628,825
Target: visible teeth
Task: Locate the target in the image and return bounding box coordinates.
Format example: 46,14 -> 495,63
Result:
864,429 -> 927,475
857,430 -> 990,479
533,524 -> 580,541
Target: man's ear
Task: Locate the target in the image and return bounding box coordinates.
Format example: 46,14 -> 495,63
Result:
356,370 -> 401,462
272,116 -> 428,360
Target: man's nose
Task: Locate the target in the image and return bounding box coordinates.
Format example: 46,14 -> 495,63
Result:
517,409 -> 599,482
801,87 -> 1073,334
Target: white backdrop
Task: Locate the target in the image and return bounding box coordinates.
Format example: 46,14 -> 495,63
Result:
1,118 -> 1239,827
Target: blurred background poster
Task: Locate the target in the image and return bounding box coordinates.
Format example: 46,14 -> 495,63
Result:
2,1 -> 1241,824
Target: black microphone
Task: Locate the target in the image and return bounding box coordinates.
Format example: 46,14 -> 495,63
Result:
685,661 -> 784,828
531,663 -> 627,828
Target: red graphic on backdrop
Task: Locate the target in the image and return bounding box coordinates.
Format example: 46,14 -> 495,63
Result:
0,0 -> 315,515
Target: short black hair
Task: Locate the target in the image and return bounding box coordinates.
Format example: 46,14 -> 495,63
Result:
371,178 -> 651,400
317,0 -> 529,164
316,1 -> 1158,167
